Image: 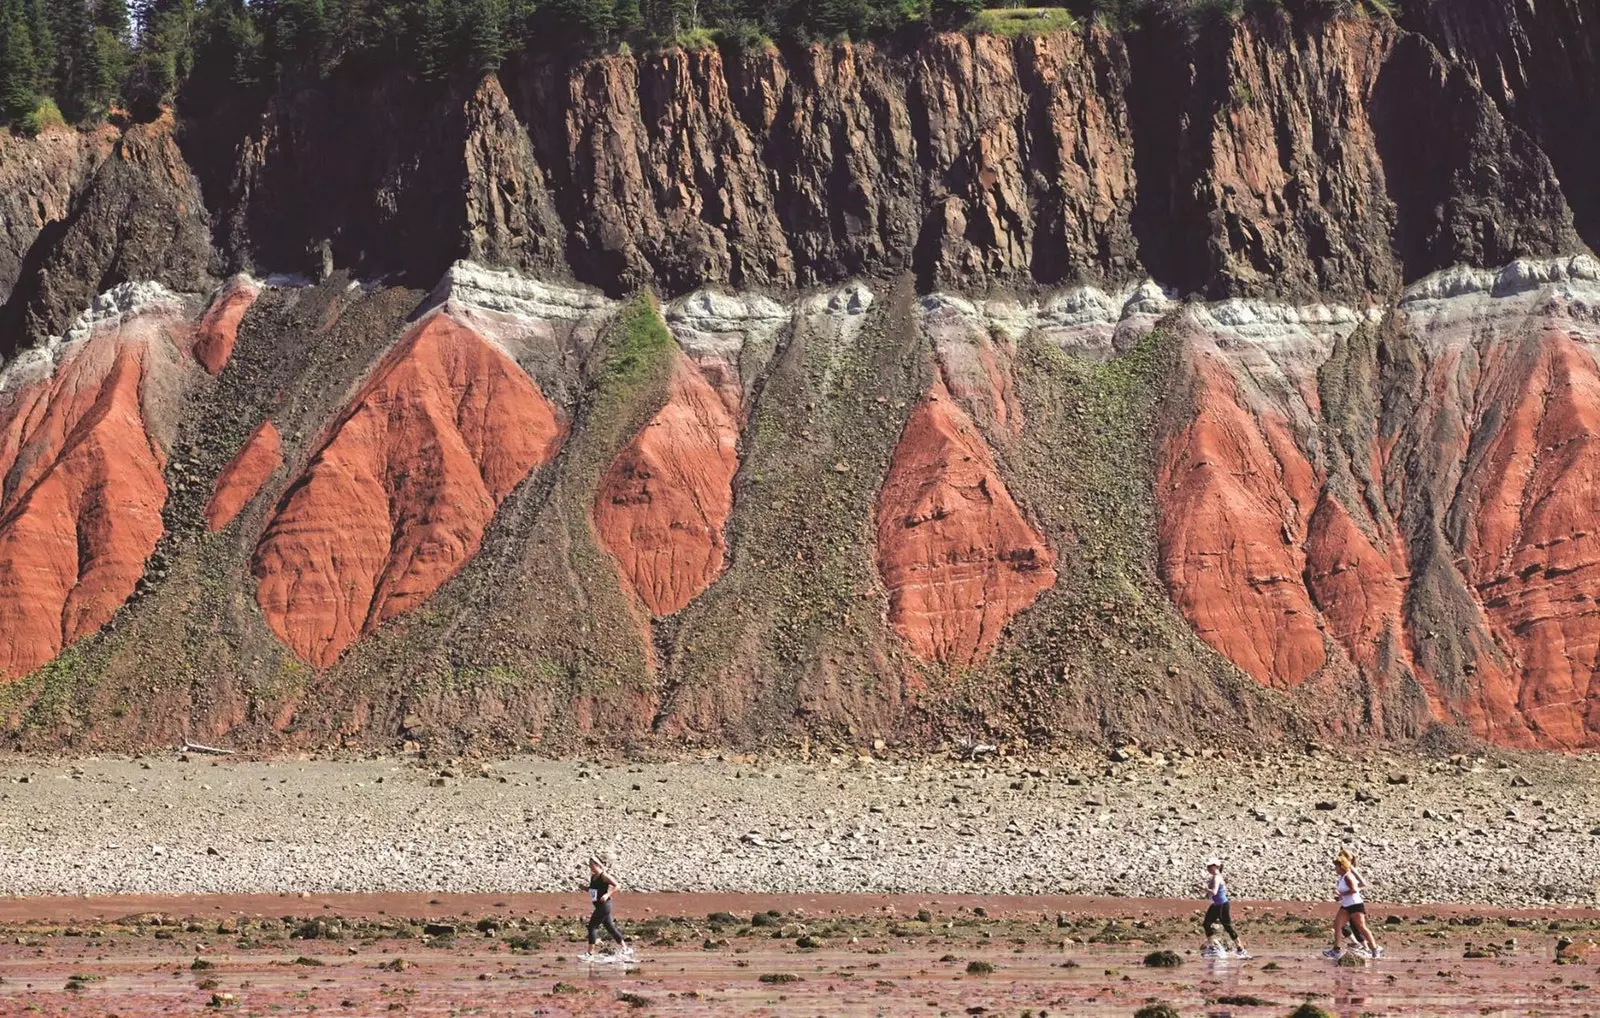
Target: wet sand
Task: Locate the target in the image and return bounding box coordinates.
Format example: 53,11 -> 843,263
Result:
2,894 -> 1597,1017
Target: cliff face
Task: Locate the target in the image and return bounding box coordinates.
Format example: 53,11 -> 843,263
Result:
152,9 -> 1577,306
1,3 -> 1598,753
0,125 -> 118,308
1402,0 -> 1600,251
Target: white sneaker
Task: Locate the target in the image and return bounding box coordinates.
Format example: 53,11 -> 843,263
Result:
619,945 -> 636,961
1202,943 -> 1226,958
1233,948 -> 1252,959
1372,946 -> 1384,958
1322,947 -> 1343,959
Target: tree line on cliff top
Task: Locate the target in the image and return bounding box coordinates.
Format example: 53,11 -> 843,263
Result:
0,0 -> 1394,131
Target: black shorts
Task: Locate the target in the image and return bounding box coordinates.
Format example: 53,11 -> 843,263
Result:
1342,903 -> 1366,915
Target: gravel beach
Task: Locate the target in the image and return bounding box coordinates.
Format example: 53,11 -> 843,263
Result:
3,748 -> 1598,905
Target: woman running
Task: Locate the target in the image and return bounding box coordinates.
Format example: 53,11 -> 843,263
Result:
1201,857 -> 1248,958
1325,853 -> 1381,958
582,856 -> 633,961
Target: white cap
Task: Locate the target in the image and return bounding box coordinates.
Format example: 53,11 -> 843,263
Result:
1205,857 -> 1221,868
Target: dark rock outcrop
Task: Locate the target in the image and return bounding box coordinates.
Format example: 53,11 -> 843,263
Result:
0,125 -> 118,307
1403,0 -> 1600,251
154,13 -> 1584,309
0,116 -> 217,359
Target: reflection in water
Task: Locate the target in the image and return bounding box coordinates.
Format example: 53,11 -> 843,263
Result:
1333,964 -> 1369,1018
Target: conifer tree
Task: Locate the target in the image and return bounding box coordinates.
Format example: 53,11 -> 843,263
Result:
0,0 -> 41,124
464,0 -> 507,73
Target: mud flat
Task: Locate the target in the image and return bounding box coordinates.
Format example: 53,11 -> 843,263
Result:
1,897 -> 1598,1018
3,749 -> 1598,905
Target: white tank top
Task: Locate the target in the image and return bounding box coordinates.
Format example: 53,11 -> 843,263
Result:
1337,872 -> 1363,908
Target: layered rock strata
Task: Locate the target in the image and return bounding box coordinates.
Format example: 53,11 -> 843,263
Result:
160,10 -> 1578,307
2,116 -> 216,360
876,380 -> 1057,668
593,355 -> 740,617
251,310 -> 565,668
1154,257 -> 1600,748
0,285 -> 199,679
0,125 -> 119,307
205,420 -> 283,531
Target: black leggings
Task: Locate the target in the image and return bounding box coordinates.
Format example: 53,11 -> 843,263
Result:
588,900 -> 624,945
1204,902 -> 1237,940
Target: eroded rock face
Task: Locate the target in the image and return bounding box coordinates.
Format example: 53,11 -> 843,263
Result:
6,115 -> 216,357
1456,329 -> 1600,747
191,275 -> 262,375
1156,259 -> 1600,747
922,294 -> 1025,437
252,311 -> 563,668
0,290 -> 194,679
877,381 -> 1056,668
594,356 -> 739,617
1157,352 -> 1328,688
0,125 -> 118,306
205,420 -> 283,531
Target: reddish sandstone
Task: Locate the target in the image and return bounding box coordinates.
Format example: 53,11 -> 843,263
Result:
876,381 -> 1055,668
1302,493 -> 1409,678
205,420 -> 283,531
1460,329 -> 1600,747
190,276 -> 261,375
252,312 -> 563,668
594,357 -> 740,616
0,319 -> 174,680
1156,354 -> 1327,688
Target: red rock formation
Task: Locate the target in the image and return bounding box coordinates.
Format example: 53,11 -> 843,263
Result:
594,356 -> 739,616
1302,493 -> 1409,679
0,315 -> 177,679
1155,308 -> 1600,748
253,312 -> 563,668
205,420 -> 283,531
191,277 -> 261,375
1460,329 -> 1600,747
876,381 -> 1055,667
1156,354 -> 1327,688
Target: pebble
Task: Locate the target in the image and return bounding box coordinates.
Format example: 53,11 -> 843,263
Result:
0,752 -> 1595,906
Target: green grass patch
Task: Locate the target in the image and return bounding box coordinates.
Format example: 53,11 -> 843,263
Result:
970,7 -> 1078,36
604,292 -> 676,392
658,27 -> 718,51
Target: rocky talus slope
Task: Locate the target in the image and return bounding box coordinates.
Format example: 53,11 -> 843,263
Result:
0,2 -> 1597,753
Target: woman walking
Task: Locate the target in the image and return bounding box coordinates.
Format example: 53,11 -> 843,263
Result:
1325,853 -> 1381,959
582,856 -> 633,962
1200,857 -> 1248,958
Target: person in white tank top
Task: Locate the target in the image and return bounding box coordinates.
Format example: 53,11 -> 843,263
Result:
1326,853 -> 1382,958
